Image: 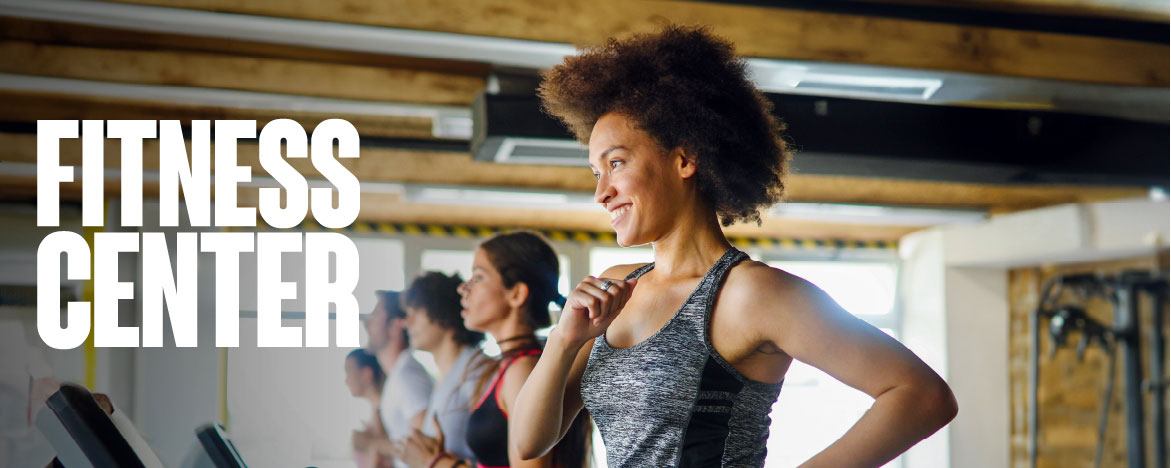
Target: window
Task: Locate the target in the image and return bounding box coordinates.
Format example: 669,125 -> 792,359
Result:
767,261 -> 897,316
589,246 -> 653,276
237,236 -> 404,317
420,249 -> 475,280
763,260 -> 901,468
350,238 -> 407,315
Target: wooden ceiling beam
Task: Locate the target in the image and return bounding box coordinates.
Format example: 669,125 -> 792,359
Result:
0,16 -> 493,76
0,39 -> 485,106
0,174 -> 919,241
848,0 -> 1169,24
103,0 -> 1169,86
0,91 -> 438,139
0,131 -> 1146,211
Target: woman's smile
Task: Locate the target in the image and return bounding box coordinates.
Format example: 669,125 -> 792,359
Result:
609,203 -> 632,227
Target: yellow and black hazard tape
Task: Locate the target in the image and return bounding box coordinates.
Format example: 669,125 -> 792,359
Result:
253,221 -> 896,251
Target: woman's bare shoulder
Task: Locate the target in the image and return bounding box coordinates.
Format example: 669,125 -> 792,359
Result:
721,260 -> 820,311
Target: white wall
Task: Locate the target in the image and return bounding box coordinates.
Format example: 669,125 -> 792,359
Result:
941,266 -> 1008,468
898,230 -> 953,467
898,197 -> 1169,468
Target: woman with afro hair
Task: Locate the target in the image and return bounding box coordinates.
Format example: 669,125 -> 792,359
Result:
509,25 -> 957,468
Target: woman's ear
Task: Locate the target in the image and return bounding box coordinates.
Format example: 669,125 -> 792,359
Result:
674,147 -> 697,179
507,282 -> 530,310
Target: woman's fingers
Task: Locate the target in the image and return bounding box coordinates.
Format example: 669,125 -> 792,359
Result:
578,276 -> 635,325
431,414 -> 445,450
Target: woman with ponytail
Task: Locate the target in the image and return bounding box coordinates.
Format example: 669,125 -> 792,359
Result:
397,231 -> 591,468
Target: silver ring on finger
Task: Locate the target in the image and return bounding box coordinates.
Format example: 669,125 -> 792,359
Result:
599,279 -> 615,292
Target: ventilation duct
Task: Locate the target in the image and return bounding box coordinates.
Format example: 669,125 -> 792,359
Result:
470,92 -> 1169,188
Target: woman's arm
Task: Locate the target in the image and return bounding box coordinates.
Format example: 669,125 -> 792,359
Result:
496,356 -> 558,467
511,268 -> 638,460
510,329 -> 593,460
732,264 -> 957,468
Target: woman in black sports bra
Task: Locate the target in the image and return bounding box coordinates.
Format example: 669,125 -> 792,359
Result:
399,231 -> 591,468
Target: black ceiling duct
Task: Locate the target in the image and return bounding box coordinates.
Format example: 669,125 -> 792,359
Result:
471,91 -> 1169,188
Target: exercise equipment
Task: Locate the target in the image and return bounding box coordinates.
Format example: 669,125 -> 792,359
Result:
35,383 -> 164,468
1028,270 -> 1168,468
179,423 -> 248,468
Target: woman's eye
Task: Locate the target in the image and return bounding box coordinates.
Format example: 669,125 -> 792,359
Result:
610,160 -> 624,169
592,172 -> 601,180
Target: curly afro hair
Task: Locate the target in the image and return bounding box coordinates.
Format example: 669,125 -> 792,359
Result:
538,25 -> 791,226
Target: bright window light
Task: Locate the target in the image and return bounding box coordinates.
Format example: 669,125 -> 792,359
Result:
764,260 -> 901,468
768,261 -> 897,316
589,247 -> 654,276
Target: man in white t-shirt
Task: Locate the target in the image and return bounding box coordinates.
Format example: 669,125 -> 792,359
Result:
396,272 -> 489,466
363,290 -> 433,468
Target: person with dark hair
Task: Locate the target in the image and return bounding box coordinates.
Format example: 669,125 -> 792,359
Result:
363,290 -> 434,468
391,231 -> 593,468
510,25 -> 958,468
390,271 -> 489,467
346,348 -> 388,468
345,348 -> 386,400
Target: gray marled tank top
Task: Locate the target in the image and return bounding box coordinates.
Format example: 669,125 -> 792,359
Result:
581,247 -> 784,467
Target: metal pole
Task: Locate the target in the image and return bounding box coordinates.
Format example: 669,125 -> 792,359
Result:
1148,285 -> 1168,468
1028,304 -> 1040,468
1116,284 -> 1147,468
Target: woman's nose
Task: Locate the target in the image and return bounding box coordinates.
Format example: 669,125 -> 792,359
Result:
594,174 -> 615,204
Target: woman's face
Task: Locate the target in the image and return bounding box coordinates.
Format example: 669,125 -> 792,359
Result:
343,357 -> 369,397
459,248 -> 513,333
589,112 -> 691,247
403,306 -> 446,352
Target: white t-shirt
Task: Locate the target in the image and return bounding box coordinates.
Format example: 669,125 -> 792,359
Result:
421,347 -> 489,464
380,352 -> 434,442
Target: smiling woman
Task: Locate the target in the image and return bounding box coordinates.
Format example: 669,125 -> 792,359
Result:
509,25 -> 958,468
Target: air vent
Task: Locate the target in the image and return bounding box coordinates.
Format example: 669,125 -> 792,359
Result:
495,138 -> 588,165
472,93 -> 588,166
794,80 -> 936,99
792,75 -> 942,100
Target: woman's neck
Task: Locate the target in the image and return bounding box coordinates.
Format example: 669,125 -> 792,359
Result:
487,316 -> 537,353
430,337 -> 465,380
651,206 -> 730,279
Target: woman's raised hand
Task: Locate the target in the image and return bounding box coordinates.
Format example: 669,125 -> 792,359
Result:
555,276 -> 637,346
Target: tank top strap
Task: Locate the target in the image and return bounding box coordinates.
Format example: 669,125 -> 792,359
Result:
623,262 -> 655,281
473,349 -> 541,410
699,247 -> 748,292
690,247 -> 748,317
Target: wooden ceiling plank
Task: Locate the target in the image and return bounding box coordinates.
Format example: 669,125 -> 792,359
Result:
0,174 -> 918,242
101,0 -> 1169,86
0,39 -> 485,106
849,0 -> 1169,24
0,90 -> 437,139
0,131 -> 1146,210
0,16 -> 494,75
